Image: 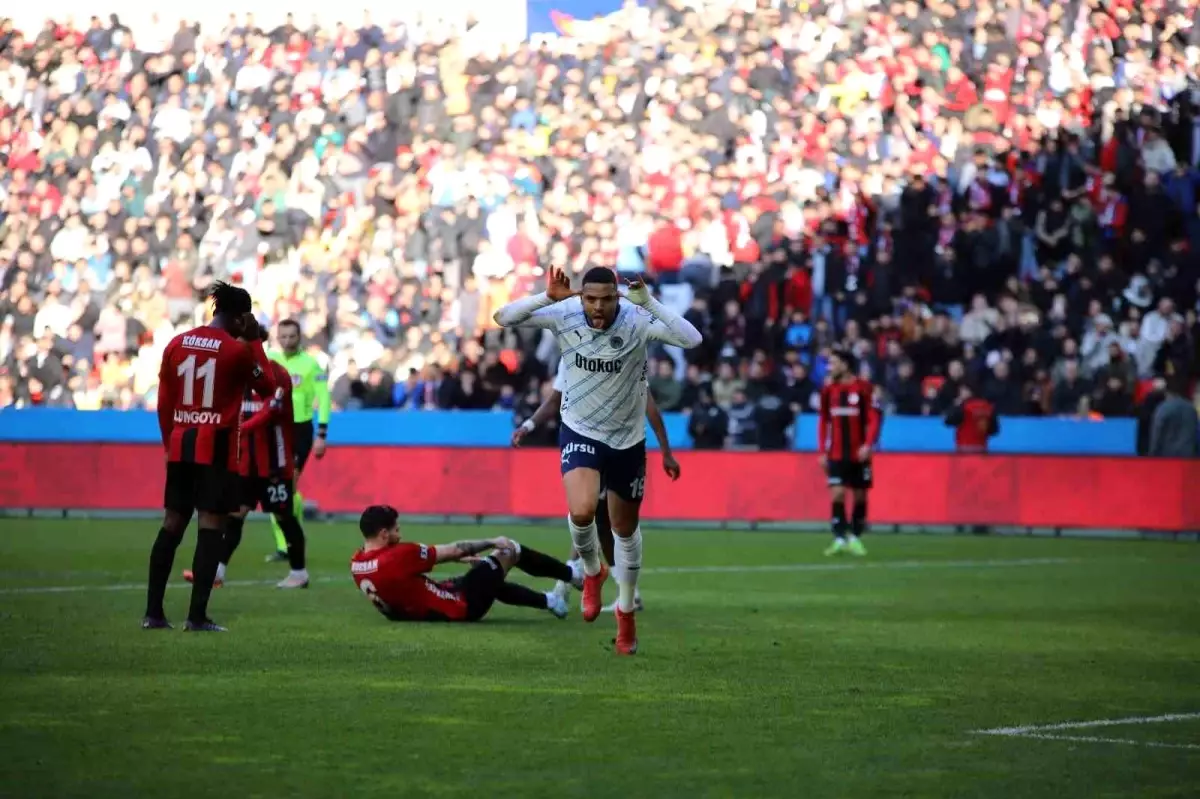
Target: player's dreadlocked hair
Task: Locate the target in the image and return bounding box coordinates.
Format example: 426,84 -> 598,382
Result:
208,281 -> 252,317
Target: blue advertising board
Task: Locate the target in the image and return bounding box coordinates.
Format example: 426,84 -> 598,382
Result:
0,408 -> 1138,455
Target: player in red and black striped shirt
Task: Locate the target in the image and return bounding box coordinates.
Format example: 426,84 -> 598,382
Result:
818,350 -> 882,557
144,283 -> 276,633
183,357 -> 311,590
351,505 -> 573,623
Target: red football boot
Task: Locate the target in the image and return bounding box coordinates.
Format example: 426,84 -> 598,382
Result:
615,607 -> 638,655
581,562 -> 609,622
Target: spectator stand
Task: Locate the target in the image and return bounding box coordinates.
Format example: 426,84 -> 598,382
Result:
0,2 -> 1197,460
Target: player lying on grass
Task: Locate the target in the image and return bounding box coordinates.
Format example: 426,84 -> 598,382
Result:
350,505 -> 580,622
512,362 -> 682,612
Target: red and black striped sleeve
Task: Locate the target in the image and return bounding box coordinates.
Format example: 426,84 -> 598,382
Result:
156,339 -> 177,449
864,382 -> 882,447
817,384 -> 831,454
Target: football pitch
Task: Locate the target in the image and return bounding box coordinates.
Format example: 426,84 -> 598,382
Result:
1,519 -> 1198,799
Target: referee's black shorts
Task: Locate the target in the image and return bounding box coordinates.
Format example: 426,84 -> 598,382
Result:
293,421 -> 315,472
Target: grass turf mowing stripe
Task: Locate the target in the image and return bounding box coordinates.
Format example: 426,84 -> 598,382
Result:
0,556 -> 1080,595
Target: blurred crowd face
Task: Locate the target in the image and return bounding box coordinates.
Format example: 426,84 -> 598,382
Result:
0,4 -> 1196,416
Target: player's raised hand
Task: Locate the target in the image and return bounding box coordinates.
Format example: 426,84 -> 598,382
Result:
546,266 -> 575,302
662,451 -> 681,480
240,312 -> 262,341
624,276 -> 651,306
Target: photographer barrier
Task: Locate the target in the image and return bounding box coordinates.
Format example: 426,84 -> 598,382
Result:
1,443 -> 1195,531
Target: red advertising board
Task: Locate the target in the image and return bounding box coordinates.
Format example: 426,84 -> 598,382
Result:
1,444 -> 1196,531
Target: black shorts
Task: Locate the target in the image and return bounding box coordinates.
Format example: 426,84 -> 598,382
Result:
444,557 -> 506,622
293,422 -> 315,472
164,461 -> 240,515
827,460 -> 873,490
237,474 -> 294,514
558,425 -> 646,503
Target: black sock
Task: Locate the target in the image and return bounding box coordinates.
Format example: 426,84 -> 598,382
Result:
516,546 -> 572,581
146,527 -> 184,619
221,516 -> 245,567
851,499 -> 868,538
278,513 -> 307,570
832,501 -> 847,539
187,528 -> 223,623
495,581 -> 549,609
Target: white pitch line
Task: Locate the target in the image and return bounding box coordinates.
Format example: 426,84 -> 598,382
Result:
999,733 -> 1200,752
974,713 -> 1200,752
0,557 -> 1079,596
649,557 -> 1076,575
976,712 -> 1200,736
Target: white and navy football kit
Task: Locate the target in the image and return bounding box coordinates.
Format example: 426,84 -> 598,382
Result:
497,292 -> 701,502
553,366 -> 614,500
553,360 -> 653,501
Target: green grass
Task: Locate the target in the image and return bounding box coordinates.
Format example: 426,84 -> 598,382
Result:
1,520 -> 1198,799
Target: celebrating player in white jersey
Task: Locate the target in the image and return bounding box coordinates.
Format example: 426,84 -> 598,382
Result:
493,266 -> 702,655
513,359 -> 682,614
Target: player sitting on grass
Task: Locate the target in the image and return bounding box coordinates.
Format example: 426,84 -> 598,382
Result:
350,506 -> 580,622
512,360 -> 682,612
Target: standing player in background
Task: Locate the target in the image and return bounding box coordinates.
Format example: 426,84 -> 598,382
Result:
146,283 -> 276,632
493,267 -> 702,655
512,362 -> 682,612
183,354 -> 310,589
944,383 -> 999,453
266,320 -> 330,562
818,350 -> 881,557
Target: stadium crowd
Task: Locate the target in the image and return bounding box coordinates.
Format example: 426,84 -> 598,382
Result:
1,1 -> 1199,450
